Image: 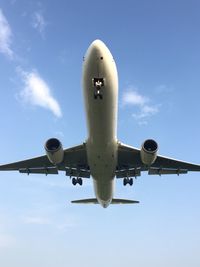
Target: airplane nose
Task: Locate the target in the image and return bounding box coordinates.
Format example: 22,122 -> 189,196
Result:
88,39 -> 105,60
91,39 -> 105,50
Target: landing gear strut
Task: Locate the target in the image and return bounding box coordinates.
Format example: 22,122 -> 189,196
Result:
123,177 -> 133,186
72,177 -> 83,186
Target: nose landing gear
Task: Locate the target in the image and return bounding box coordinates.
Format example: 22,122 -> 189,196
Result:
93,78 -> 104,99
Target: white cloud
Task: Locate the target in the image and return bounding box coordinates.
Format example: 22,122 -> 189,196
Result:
0,215 -> 16,248
122,90 -> 148,106
22,215 -> 76,231
122,88 -> 159,123
23,216 -> 50,225
0,9 -> 13,58
55,131 -> 64,138
25,176 -> 67,188
155,84 -> 173,94
32,11 -> 46,37
56,221 -> 76,231
17,68 -> 62,118
133,105 -> 159,119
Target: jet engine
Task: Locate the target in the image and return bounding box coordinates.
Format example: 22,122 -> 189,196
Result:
45,138 -> 64,165
140,139 -> 158,166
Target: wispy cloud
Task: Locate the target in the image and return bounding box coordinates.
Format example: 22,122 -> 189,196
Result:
32,11 -> 46,37
23,216 -> 50,225
25,176 -> 67,188
55,131 -> 65,138
22,215 -> 76,231
122,90 -> 148,106
132,104 -> 159,120
17,67 -> 62,118
122,87 -> 159,123
0,216 -> 16,248
0,9 -> 14,58
0,233 -> 16,248
155,84 -> 173,94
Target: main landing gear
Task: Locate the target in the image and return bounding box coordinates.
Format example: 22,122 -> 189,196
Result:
72,177 -> 83,186
123,177 -> 133,186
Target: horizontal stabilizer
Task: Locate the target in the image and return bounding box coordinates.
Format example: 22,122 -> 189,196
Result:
111,199 -> 139,204
71,198 -> 139,204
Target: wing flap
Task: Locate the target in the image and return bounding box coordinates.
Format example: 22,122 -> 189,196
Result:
152,155 -> 200,172
65,167 -> 90,178
62,144 -> 88,170
148,167 -> 188,175
19,167 -> 58,175
116,168 -> 141,178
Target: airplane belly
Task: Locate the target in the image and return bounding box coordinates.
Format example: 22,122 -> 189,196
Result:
93,178 -> 114,208
83,64 -> 118,144
82,40 -> 118,205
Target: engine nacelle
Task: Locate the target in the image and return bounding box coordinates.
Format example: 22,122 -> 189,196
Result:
45,138 -> 64,165
140,139 -> 158,166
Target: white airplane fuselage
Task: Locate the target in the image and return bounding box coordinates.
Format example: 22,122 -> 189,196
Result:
82,40 -> 118,208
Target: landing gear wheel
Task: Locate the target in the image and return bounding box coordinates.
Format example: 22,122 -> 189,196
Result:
123,178 -> 128,186
123,178 -> 133,186
78,178 -> 83,186
72,177 -> 77,186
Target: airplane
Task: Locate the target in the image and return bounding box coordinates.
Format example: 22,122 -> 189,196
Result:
1,39 -> 200,208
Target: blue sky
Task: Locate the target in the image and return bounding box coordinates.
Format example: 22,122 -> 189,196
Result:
0,0 -> 200,266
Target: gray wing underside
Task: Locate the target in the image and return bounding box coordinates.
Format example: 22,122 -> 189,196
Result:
116,142 -> 200,177
1,142 -> 200,178
0,144 -> 90,178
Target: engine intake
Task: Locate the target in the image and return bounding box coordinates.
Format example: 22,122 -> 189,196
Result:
140,139 -> 158,166
45,138 -> 64,165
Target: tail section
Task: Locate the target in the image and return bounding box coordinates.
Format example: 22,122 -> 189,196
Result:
71,198 -> 139,204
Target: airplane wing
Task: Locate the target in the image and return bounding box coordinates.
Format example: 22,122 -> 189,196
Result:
0,144 -> 90,177
116,142 -> 200,177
